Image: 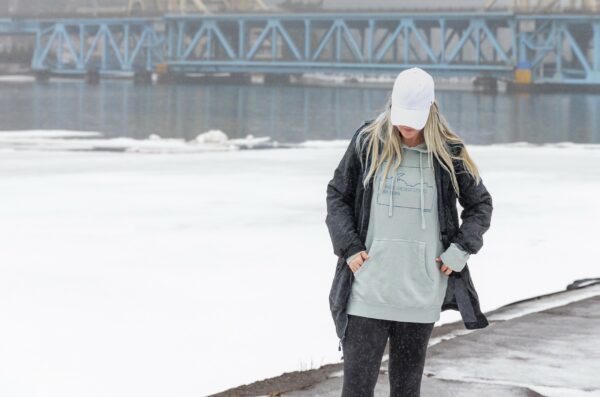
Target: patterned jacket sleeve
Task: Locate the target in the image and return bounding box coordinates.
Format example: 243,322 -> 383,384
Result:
325,124 -> 368,262
449,145 -> 494,256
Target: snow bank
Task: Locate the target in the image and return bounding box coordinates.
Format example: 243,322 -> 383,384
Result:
0,129 -> 278,153
2,129 -> 599,154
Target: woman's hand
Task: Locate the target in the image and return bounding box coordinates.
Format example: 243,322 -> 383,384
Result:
348,251 -> 369,273
435,256 -> 453,276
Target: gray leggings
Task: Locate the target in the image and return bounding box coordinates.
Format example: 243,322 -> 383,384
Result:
341,314 -> 435,397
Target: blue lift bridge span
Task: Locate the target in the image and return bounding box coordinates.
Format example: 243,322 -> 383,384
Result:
1,12 -> 599,87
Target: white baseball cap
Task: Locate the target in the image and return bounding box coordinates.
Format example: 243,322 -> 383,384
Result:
390,67 -> 435,130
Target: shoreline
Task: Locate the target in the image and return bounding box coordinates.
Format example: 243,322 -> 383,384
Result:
0,70 -> 497,93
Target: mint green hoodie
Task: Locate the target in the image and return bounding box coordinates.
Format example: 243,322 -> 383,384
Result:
345,140 -> 470,323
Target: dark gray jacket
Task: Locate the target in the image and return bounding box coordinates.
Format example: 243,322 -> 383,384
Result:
325,120 -> 493,351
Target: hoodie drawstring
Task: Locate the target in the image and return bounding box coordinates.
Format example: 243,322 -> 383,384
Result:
419,151 -> 425,229
388,168 -> 395,217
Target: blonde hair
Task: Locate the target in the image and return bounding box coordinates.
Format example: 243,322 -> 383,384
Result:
354,95 -> 481,198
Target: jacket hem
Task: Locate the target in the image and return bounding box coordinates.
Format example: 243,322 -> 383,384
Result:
346,299 -> 440,323
464,316 -> 490,329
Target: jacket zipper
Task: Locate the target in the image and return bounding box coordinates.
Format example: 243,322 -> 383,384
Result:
359,185 -> 367,238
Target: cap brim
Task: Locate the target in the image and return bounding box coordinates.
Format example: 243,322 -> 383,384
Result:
390,105 -> 429,130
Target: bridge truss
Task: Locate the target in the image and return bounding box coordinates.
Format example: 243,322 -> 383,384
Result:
1,12 -> 599,85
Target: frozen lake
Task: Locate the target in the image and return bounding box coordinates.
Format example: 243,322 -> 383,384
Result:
0,136 -> 598,396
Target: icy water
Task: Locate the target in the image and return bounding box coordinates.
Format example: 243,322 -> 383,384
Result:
1,78 -> 599,144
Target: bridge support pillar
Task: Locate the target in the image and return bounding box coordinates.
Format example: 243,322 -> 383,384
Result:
155,63 -> 173,84
264,73 -> 291,85
134,69 -> 153,85
34,70 -> 50,83
229,73 -> 252,84
156,72 -> 177,84
473,75 -> 498,94
85,69 -> 100,85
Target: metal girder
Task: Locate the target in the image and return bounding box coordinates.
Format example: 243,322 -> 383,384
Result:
30,18 -> 164,74
1,12 -> 599,84
164,13 -> 600,84
164,13 -> 518,77
517,15 -> 600,83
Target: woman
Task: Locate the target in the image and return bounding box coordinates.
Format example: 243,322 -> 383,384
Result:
325,67 -> 493,397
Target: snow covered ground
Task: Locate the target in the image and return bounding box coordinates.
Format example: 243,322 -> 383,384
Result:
0,131 -> 598,397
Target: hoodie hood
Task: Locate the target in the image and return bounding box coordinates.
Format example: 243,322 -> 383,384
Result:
386,140 -> 431,228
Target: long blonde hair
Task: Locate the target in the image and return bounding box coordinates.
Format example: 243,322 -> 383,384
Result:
354,95 -> 481,198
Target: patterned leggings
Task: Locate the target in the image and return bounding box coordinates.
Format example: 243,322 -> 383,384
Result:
341,314 -> 435,397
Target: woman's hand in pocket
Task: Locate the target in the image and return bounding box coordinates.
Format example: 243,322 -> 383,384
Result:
435,256 -> 453,276
348,251 -> 369,273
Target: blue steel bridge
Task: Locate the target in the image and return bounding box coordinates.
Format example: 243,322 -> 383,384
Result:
1,12 -> 600,86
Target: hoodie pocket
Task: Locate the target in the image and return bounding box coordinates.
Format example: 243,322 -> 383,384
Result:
352,237 -> 435,308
